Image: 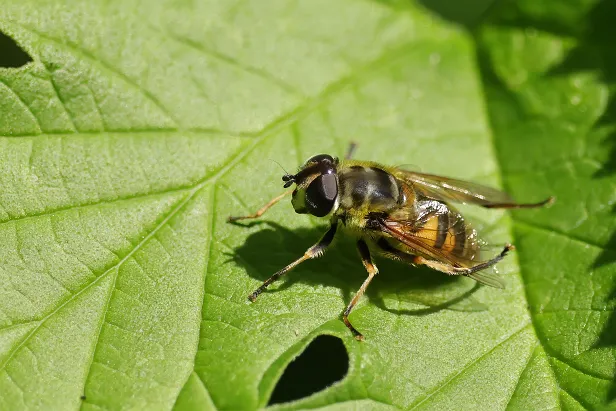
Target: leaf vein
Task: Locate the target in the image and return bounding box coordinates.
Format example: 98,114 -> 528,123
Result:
0,79 -> 43,133
175,184 -> 217,408
1,128 -> 236,138
162,29 -> 302,98
559,385 -> 591,411
504,343 -> 540,411
44,64 -> 78,132
408,322 -> 531,410
0,183 -> 195,373
514,219 -> 615,253
12,22 -> 179,128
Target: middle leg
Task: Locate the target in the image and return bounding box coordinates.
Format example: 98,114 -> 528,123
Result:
343,239 -> 378,341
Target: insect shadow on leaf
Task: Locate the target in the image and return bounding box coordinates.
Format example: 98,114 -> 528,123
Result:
226,221 -> 490,327
0,30 -> 32,68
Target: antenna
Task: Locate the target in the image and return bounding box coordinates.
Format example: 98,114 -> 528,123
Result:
270,159 -> 290,175
270,159 -> 296,188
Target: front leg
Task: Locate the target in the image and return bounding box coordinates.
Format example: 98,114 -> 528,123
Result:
248,220 -> 338,301
228,188 -> 293,222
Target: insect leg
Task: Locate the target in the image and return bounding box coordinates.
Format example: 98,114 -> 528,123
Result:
343,239 -> 378,341
228,188 -> 293,222
460,244 -> 514,274
413,244 -> 513,274
248,221 -> 338,301
482,196 -> 555,209
345,141 -> 358,160
413,245 -> 513,288
375,238 -> 416,264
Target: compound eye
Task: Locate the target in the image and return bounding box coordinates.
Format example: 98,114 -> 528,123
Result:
305,174 -> 338,217
320,173 -> 337,201
304,154 -> 334,166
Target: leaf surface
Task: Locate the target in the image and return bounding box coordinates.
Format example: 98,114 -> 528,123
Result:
0,0 -> 614,410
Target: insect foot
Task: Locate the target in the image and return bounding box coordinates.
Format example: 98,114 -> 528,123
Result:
248,290 -> 261,302
342,314 -> 365,342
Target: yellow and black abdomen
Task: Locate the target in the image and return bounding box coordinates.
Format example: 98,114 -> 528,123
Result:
337,164 -> 402,212
408,198 -> 482,266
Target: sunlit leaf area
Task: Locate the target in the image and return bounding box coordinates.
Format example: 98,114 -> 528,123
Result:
0,0 -> 614,409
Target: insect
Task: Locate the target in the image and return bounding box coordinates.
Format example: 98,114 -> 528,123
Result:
228,145 -> 553,340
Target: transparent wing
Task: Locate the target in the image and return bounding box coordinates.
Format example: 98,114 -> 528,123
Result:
380,217 -> 477,266
467,270 -> 505,288
394,169 -> 516,206
387,198 -> 482,262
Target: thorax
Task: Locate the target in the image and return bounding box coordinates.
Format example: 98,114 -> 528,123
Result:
335,163 -> 404,216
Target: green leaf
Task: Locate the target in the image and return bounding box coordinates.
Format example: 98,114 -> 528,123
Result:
0,0 -> 614,410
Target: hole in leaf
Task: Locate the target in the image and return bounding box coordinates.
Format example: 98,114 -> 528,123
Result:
0,31 -> 32,68
268,335 -> 349,405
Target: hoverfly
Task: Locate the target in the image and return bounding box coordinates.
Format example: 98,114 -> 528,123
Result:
228,145 -> 553,340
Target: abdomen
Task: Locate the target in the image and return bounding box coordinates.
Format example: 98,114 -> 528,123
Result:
402,198 -> 482,266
